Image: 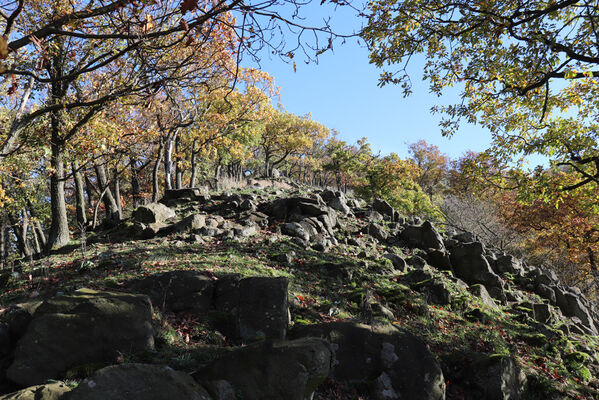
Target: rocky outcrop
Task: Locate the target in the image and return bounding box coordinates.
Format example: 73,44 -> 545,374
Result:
128,270 -> 214,313
68,363 -> 211,400
6,289 -> 154,387
193,338 -> 331,400
400,221 -> 445,250
290,322 -> 445,400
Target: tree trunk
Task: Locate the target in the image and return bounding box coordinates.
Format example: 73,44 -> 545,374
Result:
153,139 -> 165,202
0,217 -> 6,269
95,162 -> 119,223
113,165 -> 123,219
190,150 -> 199,188
164,131 -> 177,192
72,160 -> 88,227
84,173 -> 95,207
47,136 -> 70,250
175,135 -> 183,189
130,156 -> 142,208
9,213 -> 31,257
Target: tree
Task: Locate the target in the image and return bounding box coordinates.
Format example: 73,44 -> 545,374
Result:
408,140 -> 449,198
258,108 -> 329,177
354,151 -> 441,219
0,0 -> 355,161
364,1 -> 599,189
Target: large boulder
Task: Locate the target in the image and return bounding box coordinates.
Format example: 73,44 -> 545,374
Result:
0,383 -> 71,400
7,289 -> 154,387
290,322 -> 445,400
465,354 -> 526,400
449,242 -> 503,289
492,255 -> 524,276
68,363 -> 211,400
194,338 -> 331,400
172,214 -> 206,233
128,271 -> 214,312
372,198 -> 395,219
133,203 -> 176,225
214,276 -> 289,342
400,221 -> 444,250
553,287 -> 597,334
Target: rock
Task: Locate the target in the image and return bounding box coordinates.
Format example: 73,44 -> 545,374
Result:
532,303 -> 551,324
553,287 -> 597,334
452,231 -> 476,243
133,203 -> 176,225
372,198 -> 395,220
0,325 -> 9,358
449,242 -> 503,289
400,221 -> 444,250
366,223 -> 388,242
382,253 -> 407,272
162,188 -> 204,203
329,197 -> 351,214
468,354 -> 526,400
68,363 -> 211,400
239,199 -> 255,211
493,255 -> 524,276
469,284 -> 499,311
194,338 -> 331,400
128,271 -> 214,312
290,322 -> 445,400
365,210 -> 384,223
233,225 -> 257,237
407,255 -> 427,269
173,214 -> 206,233
7,289 -> 154,387
0,303 -> 40,346
281,222 -> 310,242
424,249 -> 453,271
214,276 -> 289,342
535,284 -> 556,304
0,383 -> 71,400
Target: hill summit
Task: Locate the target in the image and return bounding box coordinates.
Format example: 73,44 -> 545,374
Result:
0,183 -> 598,399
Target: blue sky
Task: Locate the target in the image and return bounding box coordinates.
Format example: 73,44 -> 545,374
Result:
243,2 -> 494,162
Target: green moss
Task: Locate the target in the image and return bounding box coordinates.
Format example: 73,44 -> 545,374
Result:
517,333 -> 547,347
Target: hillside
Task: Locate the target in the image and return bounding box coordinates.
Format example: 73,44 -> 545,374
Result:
0,182 -> 598,400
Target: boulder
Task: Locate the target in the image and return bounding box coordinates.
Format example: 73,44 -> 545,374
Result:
535,284 -> 556,305
449,242 -> 503,289
0,383 -> 71,400
290,322 -> 445,400
532,303 -> 551,324
364,210 -> 384,223
7,289 -> 154,387
133,203 -> 176,225
553,287 -> 597,334
493,255 -> 524,276
382,253 -> 407,272
467,354 -> 525,400
329,197 -> 351,214
162,188 -> 203,202
424,249 -> 453,272
214,276 -> 289,342
366,223 -> 388,242
281,222 -> 310,242
128,271 -> 214,312
194,338 -> 330,400
372,198 -> 395,219
173,214 -> 206,233
469,284 -> 499,311
400,221 -> 444,250
68,363 -> 211,400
